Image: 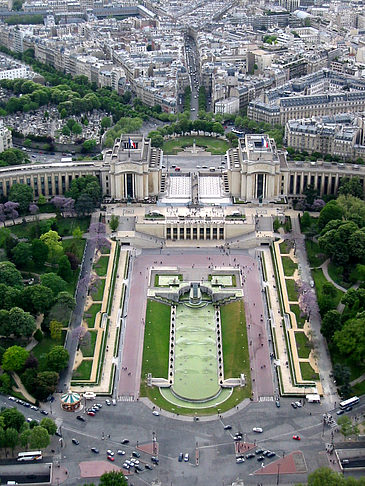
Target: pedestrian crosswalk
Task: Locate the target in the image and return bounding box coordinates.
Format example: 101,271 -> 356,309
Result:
259,396 -> 274,402
118,395 -> 134,402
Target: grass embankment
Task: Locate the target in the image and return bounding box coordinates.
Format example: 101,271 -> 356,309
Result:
300,361 -> 319,381
220,300 -> 250,387
311,268 -> 344,307
84,303 -> 102,328
305,240 -> 326,268
72,360 -> 92,380
282,256 -> 297,277
93,256 -> 110,277
294,332 -> 311,359
286,279 -> 298,302
91,279 -> 106,302
163,136 -> 230,155
140,300 -> 171,396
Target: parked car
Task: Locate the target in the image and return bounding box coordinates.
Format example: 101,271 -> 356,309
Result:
291,402 -> 297,409
121,439 -> 129,444
87,411 -> 95,416
292,435 -> 301,441
117,450 -> 125,456
91,448 -> 99,454
184,453 -> 189,462
107,455 -> 115,462
178,453 -> 183,462
224,425 -> 232,430
106,450 -> 114,456
253,427 -> 263,433
76,416 -> 86,422
152,410 -> 160,416
72,438 -> 79,445
132,451 -> 141,458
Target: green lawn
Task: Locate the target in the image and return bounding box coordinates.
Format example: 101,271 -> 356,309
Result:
144,384 -> 249,416
327,262 -> 352,289
84,303 -> 102,328
290,304 -> 306,328
305,239 -> 326,268
282,256 -> 297,277
312,268 -> 344,307
220,300 -> 251,388
352,379 -> 365,397
91,278 -> 106,302
10,216 -> 90,239
295,332 -> 311,359
286,279 -> 298,302
55,216 -> 90,236
80,331 -> 97,358
163,136 -> 230,155
279,241 -> 290,254
31,332 -> 65,371
140,300 -> 171,394
62,238 -> 86,261
300,361 -> 319,381
93,256 -> 109,277
100,245 -> 110,255
72,359 -> 92,380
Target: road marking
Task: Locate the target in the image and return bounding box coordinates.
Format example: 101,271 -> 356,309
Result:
259,396 -> 274,402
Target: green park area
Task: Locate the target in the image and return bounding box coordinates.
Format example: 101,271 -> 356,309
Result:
84,303 -> 102,328
140,296 -> 251,415
163,136 -> 230,155
282,256 -> 297,277
140,300 -> 171,394
93,255 -> 110,277
285,279 -> 298,302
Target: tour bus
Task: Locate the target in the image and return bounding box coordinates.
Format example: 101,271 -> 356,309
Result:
339,396 -> 360,409
17,451 -> 43,462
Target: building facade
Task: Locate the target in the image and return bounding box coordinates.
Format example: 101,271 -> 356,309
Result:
0,134 -> 364,203
0,120 -> 12,153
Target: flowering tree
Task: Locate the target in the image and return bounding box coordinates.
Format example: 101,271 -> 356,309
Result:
295,280 -> 317,318
89,222 -> 110,251
4,201 -> 19,224
312,199 -> 325,212
0,204 -> 6,226
72,325 -> 90,347
29,203 -> 39,220
51,196 -> 75,217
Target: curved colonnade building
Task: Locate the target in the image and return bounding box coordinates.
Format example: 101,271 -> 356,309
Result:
0,134 -> 364,204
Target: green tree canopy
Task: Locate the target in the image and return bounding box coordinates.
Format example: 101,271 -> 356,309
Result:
1,407 -> 25,431
34,371 -> 59,401
12,242 -> 32,268
29,426 -> 50,449
8,307 -> 36,337
0,261 -> 23,287
31,239 -> 49,265
39,417 -> 57,435
9,183 -> 33,213
99,471 -> 128,486
40,273 -> 67,296
22,284 -> 54,314
318,200 -> 343,231
46,345 -> 69,372
2,345 -> 29,372
334,317 -> 365,363
39,230 -> 63,262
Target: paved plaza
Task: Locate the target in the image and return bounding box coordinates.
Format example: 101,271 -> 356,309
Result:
118,249 -> 274,401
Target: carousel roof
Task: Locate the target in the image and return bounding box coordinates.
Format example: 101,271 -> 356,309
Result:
61,390 -> 81,404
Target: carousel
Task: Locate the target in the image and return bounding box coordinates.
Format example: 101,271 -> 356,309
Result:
60,390 -> 81,411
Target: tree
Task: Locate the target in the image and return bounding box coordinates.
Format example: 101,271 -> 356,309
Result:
75,193 -> 95,215
300,211 -> 311,229
5,427 -> 19,452
2,346 -> 29,372
322,282 -> 337,299
337,415 -> 359,438
22,284 -> 54,314
54,291 -> 75,311
321,310 -> 342,340
29,203 -> 39,218
46,345 -> 69,372
99,471 -> 128,486
8,307 -> 36,337
29,426 -> 50,449
334,318 -> 365,363
0,261 -> 23,287
39,418 -> 57,435
9,183 -> 33,213
39,230 -> 63,262
82,139 -> 97,152
318,201 -> 343,231
338,177 -> 363,199
1,407 -> 25,431
50,320 -> 63,340
12,242 -> 32,267
31,239 -> 48,266
57,254 -> 73,282
40,273 -> 67,296
72,226 -> 83,240
19,428 -> 32,448
34,371 -> 58,400
109,215 -> 119,232
51,196 -> 74,217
